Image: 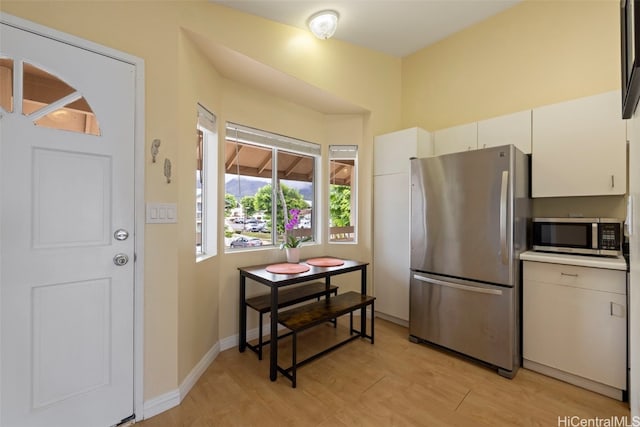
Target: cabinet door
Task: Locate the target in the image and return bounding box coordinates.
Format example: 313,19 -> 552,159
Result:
433,123 -> 477,156
374,127 -> 433,175
373,173 -> 410,321
523,264 -> 626,389
478,110 -> 532,154
532,91 -> 626,197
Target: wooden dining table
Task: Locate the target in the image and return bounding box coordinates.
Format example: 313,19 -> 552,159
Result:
238,258 -> 369,382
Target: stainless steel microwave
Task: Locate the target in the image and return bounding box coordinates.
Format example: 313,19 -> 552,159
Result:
532,218 -> 623,256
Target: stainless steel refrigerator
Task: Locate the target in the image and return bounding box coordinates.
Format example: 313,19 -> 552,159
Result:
409,145 -> 530,378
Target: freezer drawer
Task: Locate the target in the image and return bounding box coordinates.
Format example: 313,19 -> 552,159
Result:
409,272 -> 518,375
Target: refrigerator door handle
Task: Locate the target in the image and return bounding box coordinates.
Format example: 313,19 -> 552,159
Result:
413,274 -> 503,295
499,170 -> 509,265
626,195 -> 633,237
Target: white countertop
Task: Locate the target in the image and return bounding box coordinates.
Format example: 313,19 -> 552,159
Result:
520,250 -> 627,271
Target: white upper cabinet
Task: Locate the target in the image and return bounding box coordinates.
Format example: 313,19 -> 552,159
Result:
532,91 -> 626,197
373,127 -> 433,175
478,110 -> 532,154
433,122 -> 477,156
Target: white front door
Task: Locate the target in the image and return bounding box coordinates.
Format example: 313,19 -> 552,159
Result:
0,22 -> 136,427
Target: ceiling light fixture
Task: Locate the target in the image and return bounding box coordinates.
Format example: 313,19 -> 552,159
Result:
307,10 -> 339,40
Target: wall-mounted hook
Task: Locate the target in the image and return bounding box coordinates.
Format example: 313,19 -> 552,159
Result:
164,158 -> 172,184
151,139 -> 161,163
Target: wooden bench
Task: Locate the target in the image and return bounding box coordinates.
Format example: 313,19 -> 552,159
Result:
276,291 -> 376,388
245,281 -> 338,360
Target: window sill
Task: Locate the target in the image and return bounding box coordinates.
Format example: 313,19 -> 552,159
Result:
224,241 -> 320,254
196,253 -> 216,263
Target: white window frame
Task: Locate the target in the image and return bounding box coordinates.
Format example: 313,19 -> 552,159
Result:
225,122 -> 320,251
328,144 -> 358,244
196,104 -> 217,260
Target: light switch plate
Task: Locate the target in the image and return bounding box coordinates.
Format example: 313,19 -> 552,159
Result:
146,202 -> 177,224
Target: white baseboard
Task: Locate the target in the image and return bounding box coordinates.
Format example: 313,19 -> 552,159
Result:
179,342 -> 220,399
523,359 -> 624,401
143,341 -> 220,420
219,333 -> 239,352
374,311 -> 409,328
143,389 -> 180,420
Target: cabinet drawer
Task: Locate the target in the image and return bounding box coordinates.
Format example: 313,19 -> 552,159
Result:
523,261 -> 626,294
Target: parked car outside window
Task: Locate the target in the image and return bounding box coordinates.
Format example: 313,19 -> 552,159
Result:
229,236 -> 263,248
248,224 -> 265,232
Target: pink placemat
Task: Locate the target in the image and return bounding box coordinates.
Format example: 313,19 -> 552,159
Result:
305,257 -> 345,267
265,263 -> 310,274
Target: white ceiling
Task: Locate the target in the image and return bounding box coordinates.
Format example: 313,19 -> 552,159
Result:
212,0 -> 521,57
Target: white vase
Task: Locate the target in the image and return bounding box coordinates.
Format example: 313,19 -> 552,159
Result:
285,247 -> 300,263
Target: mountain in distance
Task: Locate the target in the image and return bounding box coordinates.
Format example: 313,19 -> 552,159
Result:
225,175 -> 313,200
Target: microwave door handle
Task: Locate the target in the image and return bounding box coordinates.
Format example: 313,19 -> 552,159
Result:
500,170 -> 509,265
592,223 -> 598,250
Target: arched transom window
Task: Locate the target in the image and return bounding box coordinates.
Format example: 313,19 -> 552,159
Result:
0,57 -> 101,136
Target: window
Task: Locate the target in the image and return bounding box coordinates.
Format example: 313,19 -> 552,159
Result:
0,58 -> 100,135
224,123 -> 319,250
0,57 -> 13,112
329,145 -> 357,243
196,104 -> 217,257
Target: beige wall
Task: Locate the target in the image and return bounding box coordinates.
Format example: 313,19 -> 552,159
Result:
0,0 -> 397,401
402,0 -> 620,131
176,31 -> 223,383
1,0 -> 624,405
401,0 -> 624,219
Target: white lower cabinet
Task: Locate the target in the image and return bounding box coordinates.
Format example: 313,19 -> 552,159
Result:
523,259 -> 627,399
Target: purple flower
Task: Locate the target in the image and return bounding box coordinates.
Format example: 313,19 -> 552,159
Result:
281,208 -> 311,249
285,209 -> 300,231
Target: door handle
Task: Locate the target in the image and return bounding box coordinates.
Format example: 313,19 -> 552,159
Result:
114,229 -> 129,241
113,253 -> 129,266
499,170 -> 509,265
627,196 -> 634,237
413,274 -> 503,295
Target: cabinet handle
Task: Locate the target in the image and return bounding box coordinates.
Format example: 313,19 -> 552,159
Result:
611,175 -> 615,188
611,302 -> 625,317
482,144 -> 487,149
560,272 -> 578,277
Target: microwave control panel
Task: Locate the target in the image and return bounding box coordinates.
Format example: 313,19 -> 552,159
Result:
599,223 -> 621,250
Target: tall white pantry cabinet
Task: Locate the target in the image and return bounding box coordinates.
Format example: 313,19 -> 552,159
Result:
373,127 -> 433,323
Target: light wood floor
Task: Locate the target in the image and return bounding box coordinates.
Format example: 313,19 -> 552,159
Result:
139,318 -> 629,426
